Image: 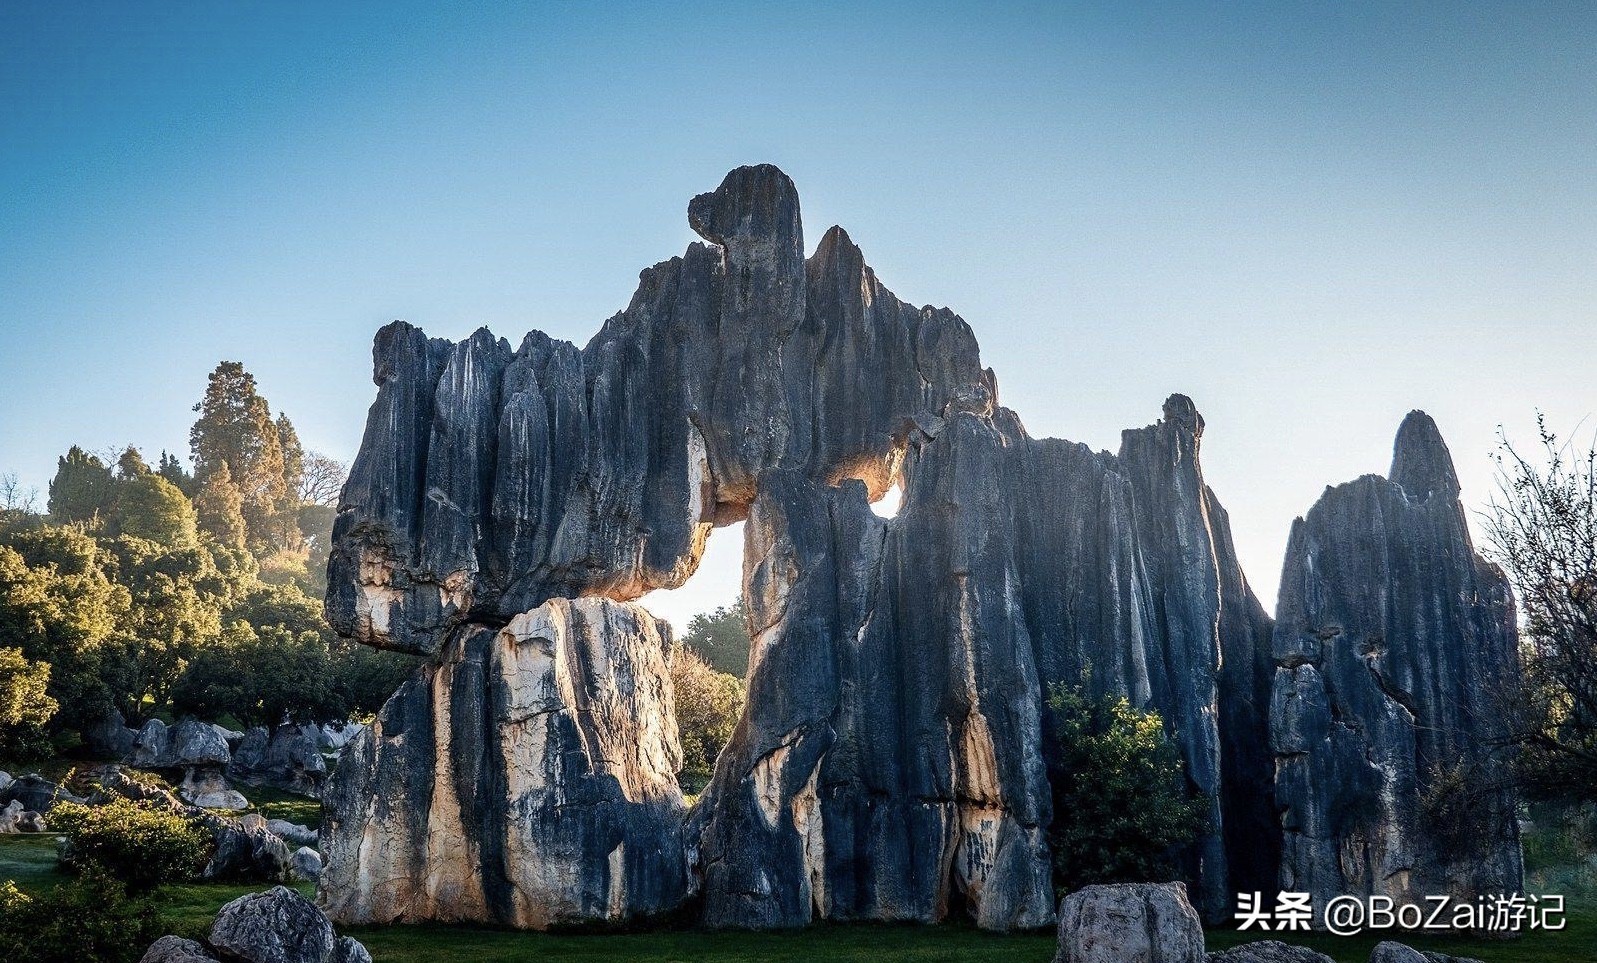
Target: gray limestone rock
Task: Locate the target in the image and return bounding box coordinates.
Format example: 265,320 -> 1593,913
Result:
209,885 -> 336,963
331,937 -> 371,963
130,718 -> 232,770
1208,941 -> 1335,963
325,166 -> 982,656
317,166 -> 1514,935
139,936 -> 222,963
318,597 -> 688,928
0,773 -> 82,812
204,812 -> 293,883
1369,943 -> 1428,963
0,800 -> 24,833
267,818 -> 319,848
1271,412 -> 1523,915
1054,882 -> 1206,963
291,845 -> 323,881
83,706 -> 138,760
229,724 -> 326,796
180,767 -> 249,810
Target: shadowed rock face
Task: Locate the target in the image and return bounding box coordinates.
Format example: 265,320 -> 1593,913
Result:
322,165 -> 1515,932
690,389 -> 1277,927
325,165 -> 982,656
319,597 -> 688,928
1271,412 -> 1522,917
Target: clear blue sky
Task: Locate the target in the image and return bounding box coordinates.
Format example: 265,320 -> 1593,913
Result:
2,2 -> 1593,628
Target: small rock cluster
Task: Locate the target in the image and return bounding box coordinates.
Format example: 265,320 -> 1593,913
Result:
1054,884 -> 1483,963
111,716 -> 341,809
0,770 -> 83,833
140,885 -> 369,963
26,764 -> 326,884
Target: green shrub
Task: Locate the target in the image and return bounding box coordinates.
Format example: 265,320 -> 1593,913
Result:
0,868 -> 165,963
670,646 -> 745,782
50,797 -> 212,892
1046,682 -> 1209,896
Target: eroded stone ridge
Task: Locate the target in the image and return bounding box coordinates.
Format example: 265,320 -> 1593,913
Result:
1271,411 -> 1523,916
319,597 -> 688,927
326,165 -> 983,655
322,165 -> 1517,932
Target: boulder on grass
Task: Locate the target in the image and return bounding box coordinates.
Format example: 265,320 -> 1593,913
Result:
208,886 -> 337,963
139,885 -> 369,963
204,813 -> 292,883
266,819 -> 318,848
1209,941 -> 1335,963
1055,882 -> 1206,963
0,773 -> 83,812
179,767 -> 249,810
140,935 -> 222,963
291,846 -> 323,881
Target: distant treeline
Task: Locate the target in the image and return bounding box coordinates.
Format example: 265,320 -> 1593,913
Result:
0,361 -> 416,758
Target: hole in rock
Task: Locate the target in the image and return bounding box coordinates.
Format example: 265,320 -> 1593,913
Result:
638,522 -> 749,799
869,480 -> 903,519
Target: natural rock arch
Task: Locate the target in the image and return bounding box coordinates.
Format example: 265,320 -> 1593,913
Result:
318,165 -> 1519,932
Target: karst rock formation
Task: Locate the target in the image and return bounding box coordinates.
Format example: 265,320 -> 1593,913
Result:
1270,412 -> 1523,917
319,164 -> 1522,931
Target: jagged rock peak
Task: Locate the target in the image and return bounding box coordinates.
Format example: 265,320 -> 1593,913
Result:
687,163 -> 804,256
1161,392 -> 1204,438
1389,409 -> 1460,500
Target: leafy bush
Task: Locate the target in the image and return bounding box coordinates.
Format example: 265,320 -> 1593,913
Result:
670,646 -> 745,785
50,797 -> 212,892
0,868 -> 165,963
1046,682 -> 1208,896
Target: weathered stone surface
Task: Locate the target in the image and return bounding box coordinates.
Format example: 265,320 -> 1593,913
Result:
180,768 -> 249,810
267,818 -> 318,848
292,845 -> 324,881
1272,412 -> 1523,916
205,812 -> 293,883
0,800 -> 26,833
1368,943 -> 1428,963
84,706 -> 138,760
322,166 -> 1287,930
229,724 -> 326,796
0,772 -> 82,812
1208,941 -> 1335,963
1054,882 -> 1206,963
72,763 -> 186,809
331,937 -> 371,963
317,722 -> 363,752
326,166 -> 982,657
142,888 -> 367,963
318,596 -> 688,928
140,935 -> 223,963
209,886 -> 337,963
321,166 -> 1518,934
130,718 -> 232,770
692,392 -> 1274,926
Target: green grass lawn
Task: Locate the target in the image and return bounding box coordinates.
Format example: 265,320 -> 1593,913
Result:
240,783 -> 323,829
3,836 -> 1590,962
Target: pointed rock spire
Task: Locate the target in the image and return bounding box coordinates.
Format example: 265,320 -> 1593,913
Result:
1389,410 -> 1460,500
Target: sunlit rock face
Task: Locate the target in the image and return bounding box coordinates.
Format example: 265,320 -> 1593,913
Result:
1271,412 -> 1523,917
322,164 -> 1516,933
324,165 -> 982,657
318,597 -> 689,928
692,388 -> 1276,928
